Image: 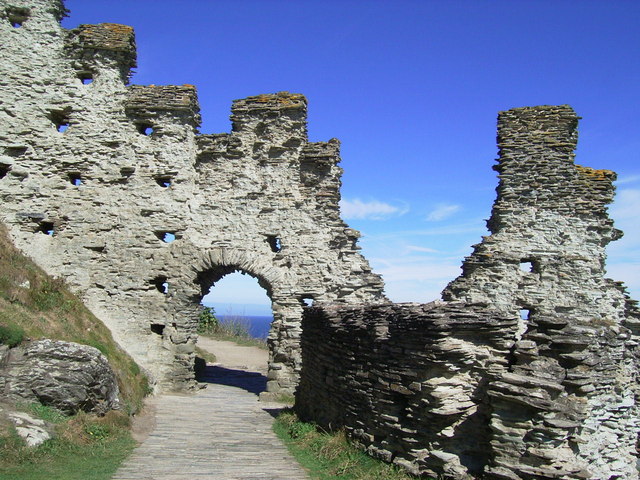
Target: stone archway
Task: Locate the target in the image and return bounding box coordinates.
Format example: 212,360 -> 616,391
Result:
173,247 -> 305,395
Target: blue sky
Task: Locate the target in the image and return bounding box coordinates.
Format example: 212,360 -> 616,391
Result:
62,1 -> 640,314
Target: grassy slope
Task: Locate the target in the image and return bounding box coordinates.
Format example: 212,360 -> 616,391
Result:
0,222 -> 148,478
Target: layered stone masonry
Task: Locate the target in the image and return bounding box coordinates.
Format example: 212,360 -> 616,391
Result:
296,302 -> 517,479
0,0 -> 386,392
296,106 -> 639,479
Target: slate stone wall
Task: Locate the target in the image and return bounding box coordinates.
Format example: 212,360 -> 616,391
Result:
0,0 -> 386,392
296,302 -> 517,479
296,106 -> 639,479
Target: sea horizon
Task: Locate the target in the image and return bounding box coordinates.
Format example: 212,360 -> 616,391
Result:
217,314 -> 273,340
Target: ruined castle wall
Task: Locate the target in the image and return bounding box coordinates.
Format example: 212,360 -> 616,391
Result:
296,107 -> 639,479
0,0 -> 386,392
443,105 -> 639,479
296,302 -> 517,479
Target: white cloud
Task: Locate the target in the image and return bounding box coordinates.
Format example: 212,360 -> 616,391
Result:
370,255 -> 462,303
426,203 -> 461,221
610,188 -> 640,220
405,245 -> 440,254
614,175 -> 640,185
340,198 -> 408,220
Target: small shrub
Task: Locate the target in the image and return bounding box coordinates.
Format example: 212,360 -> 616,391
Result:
0,323 -> 24,346
197,306 -> 219,334
85,423 -> 110,441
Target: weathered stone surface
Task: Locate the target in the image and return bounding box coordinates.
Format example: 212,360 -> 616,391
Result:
8,411 -> 52,447
0,0 -> 386,393
296,107 -> 639,479
1,339 -> 119,415
296,302 -> 517,479
444,105 -> 640,480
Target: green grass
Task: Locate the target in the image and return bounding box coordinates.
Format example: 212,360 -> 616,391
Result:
0,222 -> 149,414
273,411 -> 417,480
0,222 -> 148,478
0,411 -> 135,480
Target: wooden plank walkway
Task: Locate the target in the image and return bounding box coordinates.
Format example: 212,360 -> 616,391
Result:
113,359 -> 308,479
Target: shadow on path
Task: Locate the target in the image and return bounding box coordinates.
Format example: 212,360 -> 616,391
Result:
196,364 -> 267,396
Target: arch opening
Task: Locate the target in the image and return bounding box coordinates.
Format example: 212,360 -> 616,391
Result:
198,268 -> 273,341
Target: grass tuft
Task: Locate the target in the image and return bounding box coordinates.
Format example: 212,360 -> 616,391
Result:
273,410 -> 418,480
199,314 -> 268,350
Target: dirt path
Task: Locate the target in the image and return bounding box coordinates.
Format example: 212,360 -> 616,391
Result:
198,337 -> 269,373
113,339 -> 307,480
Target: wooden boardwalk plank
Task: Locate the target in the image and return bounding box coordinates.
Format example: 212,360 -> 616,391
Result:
113,366 -> 308,480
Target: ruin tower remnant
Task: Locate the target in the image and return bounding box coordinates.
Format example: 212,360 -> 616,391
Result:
296,106 -> 640,479
0,0 -> 386,393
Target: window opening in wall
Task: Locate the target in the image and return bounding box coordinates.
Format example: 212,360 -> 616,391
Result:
155,176 -> 172,188
78,72 -> 94,85
136,123 -> 154,136
49,110 -> 70,133
155,231 -> 176,243
150,323 -> 165,335
516,309 -> 531,341
519,260 -> 536,273
37,221 -> 55,236
200,270 -> 273,341
152,276 -> 168,294
266,235 -> 282,253
0,164 -> 10,179
300,297 -> 314,307
6,7 -> 29,27
68,173 -> 82,186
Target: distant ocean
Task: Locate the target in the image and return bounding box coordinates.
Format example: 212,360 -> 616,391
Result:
217,315 -> 273,340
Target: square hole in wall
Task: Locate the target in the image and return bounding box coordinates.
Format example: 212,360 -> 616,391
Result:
37,221 -> 55,236
155,175 -> 172,188
68,172 -> 82,186
266,235 -> 282,252
135,122 -> 154,136
519,259 -> 538,273
150,323 -> 165,335
300,296 -> 314,307
49,109 -> 71,133
0,163 -> 10,179
78,72 -> 94,85
154,231 -> 176,243
151,276 -> 168,294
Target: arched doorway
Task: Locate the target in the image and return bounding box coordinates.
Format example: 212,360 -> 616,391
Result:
187,249 -> 305,395
201,271 -> 273,340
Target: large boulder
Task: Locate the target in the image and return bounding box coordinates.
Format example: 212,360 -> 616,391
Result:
1,339 -> 119,415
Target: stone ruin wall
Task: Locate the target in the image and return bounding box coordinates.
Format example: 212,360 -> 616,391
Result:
0,0 -> 386,393
296,107 -> 640,479
2,2 -> 639,478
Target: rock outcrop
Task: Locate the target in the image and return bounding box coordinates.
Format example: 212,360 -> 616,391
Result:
6,410 -> 52,447
1,339 -> 120,415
